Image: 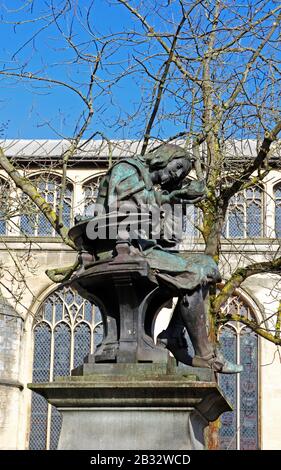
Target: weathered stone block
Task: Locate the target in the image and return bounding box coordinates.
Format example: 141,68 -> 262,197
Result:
29,364 -> 231,450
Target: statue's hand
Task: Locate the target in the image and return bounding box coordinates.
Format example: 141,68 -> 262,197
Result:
170,179 -> 206,203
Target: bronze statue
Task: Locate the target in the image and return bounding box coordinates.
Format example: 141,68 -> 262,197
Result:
90,144 -> 242,374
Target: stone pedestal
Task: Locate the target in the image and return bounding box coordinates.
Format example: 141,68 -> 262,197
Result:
28,364 -> 231,450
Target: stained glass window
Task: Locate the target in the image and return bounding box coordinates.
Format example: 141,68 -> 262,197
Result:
224,186 -> 264,238
274,184 -> 281,238
29,286 -> 103,450
218,296 -> 259,450
20,174 -> 73,236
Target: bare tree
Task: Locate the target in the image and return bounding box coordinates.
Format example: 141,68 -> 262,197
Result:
0,1 -> 280,352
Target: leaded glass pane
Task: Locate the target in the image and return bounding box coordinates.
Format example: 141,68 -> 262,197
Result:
20,175 -> 73,236
73,322 -> 91,368
228,208 -> 244,238
62,204 -> 71,228
240,328 -> 258,450
0,202 -> 6,234
276,205 -> 281,238
65,290 -> 74,305
84,301 -> 94,323
49,323 -> 71,450
0,217 -> 6,235
20,212 -> 36,236
226,186 -> 263,238
55,301 -> 63,323
29,393 -> 49,450
29,323 -> 51,450
43,300 -> 53,323
38,213 -> 53,236
50,408 -> 62,450
274,185 -> 281,238
246,202 -> 261,237
218,327 -> 238,450
53,323 -> 71,378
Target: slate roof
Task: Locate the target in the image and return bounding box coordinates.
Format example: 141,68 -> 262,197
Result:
0,139 -> 280,166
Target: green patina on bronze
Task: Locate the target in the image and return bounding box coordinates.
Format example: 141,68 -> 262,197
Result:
93,144 -> 220,292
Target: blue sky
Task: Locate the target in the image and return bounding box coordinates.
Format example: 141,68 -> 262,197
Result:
0,0 -> 279,141
0,0 -> 138,139
0,1 -> 129,137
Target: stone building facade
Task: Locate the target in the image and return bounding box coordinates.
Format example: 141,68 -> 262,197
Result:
0,140 -> 280,450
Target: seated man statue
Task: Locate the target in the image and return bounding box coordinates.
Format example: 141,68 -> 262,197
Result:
94,143 -> 243,374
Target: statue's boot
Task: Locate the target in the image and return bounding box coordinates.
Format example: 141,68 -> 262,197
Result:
157,325 -> 193,366
157,288 -> 243,374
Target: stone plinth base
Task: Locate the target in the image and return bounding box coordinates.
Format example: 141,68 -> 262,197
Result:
28,364 -> 231,450
57,407 -> 206,450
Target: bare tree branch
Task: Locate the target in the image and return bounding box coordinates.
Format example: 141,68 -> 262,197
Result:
214,257 -> 281,314
222,120 -> 281,202
141,12 -> 187,155
0,147 -> 75,249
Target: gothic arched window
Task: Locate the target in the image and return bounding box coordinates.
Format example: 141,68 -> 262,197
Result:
218,295 -> 259,450
20,174 -> 73,236
82,174 -> 105,217
29,286 -> 103,450
224,186 -> 264,238
274,183 -> 281,238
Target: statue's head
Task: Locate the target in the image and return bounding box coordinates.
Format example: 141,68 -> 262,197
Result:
146,144 -> 194,189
